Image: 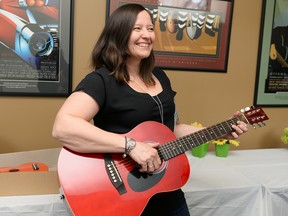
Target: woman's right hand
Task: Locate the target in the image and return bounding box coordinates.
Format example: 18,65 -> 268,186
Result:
128,141 -> 162,173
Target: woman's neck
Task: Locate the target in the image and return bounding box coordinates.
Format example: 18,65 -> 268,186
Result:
126,62 -> 141,80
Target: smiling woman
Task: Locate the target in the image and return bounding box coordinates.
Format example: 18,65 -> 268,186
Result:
52,3 -> 248,216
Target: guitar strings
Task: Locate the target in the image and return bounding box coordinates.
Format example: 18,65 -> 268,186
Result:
156,116 -> 242,160
117,115 -> 249,172
117,117 -> 242,171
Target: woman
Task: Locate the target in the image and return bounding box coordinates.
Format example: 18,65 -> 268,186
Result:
52,4 -> 247,216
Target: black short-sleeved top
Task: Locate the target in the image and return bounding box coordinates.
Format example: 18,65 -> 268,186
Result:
74,67 -> 186,215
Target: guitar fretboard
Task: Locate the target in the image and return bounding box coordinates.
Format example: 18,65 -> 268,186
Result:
158,115 -> 245,161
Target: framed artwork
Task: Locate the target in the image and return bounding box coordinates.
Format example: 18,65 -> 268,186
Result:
107,0 -> 234,72
254,0 -> 288,107
0,0 -> 74,96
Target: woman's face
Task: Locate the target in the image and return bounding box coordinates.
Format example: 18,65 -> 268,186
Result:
127,10 -> 155,61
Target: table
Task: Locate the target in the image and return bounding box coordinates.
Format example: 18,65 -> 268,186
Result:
1,148 -> 287,216
182,148 -> 288,216
0,194 -> 69,216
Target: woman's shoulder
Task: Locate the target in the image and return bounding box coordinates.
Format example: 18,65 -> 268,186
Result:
153,67 -> 170,82
89,67 -> 110,76
76,67 -> 112,89
153,67 -> 167,77
82,67 -> 112,81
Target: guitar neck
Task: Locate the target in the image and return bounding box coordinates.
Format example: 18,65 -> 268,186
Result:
158,115 -> 245,161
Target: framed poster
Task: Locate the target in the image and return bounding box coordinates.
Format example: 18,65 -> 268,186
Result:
0,0 -> 74,96
254,0 -> 288,107
107,0 -> 234,72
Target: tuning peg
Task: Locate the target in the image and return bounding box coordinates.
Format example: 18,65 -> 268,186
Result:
241,106 -> 255,113
252,123 -> 260,128
252,121 -> 267,129
247,106 -> 254,111
241,106 -> 250,113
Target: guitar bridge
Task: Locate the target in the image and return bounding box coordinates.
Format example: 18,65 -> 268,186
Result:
104,154 -> 127,195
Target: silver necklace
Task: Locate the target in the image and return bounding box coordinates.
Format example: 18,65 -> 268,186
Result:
133,79 -> 164,124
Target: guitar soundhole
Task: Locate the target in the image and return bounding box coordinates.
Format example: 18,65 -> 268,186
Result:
127,163 -> 166,192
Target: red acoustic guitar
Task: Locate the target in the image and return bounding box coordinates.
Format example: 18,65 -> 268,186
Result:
58,106 -> 269,216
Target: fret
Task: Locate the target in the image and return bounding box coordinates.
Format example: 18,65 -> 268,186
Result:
232,116 -> 240,124
182,142 -> 189,152
163,145 -> 170,158
159,116 -> 246,161
192,133 -> 203,147
161,141 -> 175,160
210,125 -> 222,137
197,130 -> 208,144
215,122 -> 228,135
175,139 -> 189,154
175,140 -> 183,155
171,142 -> 180,157
180,137 -> 190,151
174,142 -> 182,155
183,136 -> 193,148
216,123 -> 225,134
156,107 -> 268,161
204,128 -> 215,140
160,144 -> 172,161
164,143 -> 173,159
207,128 -> 215,139
157,145 -> 165,160
185,137 -> 193,151
213,124 -> 224,137
222,120 -> 232,133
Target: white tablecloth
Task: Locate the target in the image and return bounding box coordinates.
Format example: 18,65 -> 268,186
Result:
1,148 -> 287,216
183,148 -> 288,216
0,194 -> 69,216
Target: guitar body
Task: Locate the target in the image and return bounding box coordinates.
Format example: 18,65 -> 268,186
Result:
58,121 -> 190,216
58,106 -> 270,215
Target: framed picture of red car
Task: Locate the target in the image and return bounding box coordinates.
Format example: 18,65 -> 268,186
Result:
107,0 -> 234,72
254,0 -> 288,107
0,0 -> 73,96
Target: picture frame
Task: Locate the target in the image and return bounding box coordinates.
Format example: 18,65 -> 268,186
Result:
107,0 -> 234,72
0,0 -> 74,96
254,0 -> 288,107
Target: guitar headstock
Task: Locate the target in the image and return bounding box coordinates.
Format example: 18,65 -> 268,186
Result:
240,106 -> 269,128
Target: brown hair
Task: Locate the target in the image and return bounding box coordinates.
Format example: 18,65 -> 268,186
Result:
90,4 -> 155,85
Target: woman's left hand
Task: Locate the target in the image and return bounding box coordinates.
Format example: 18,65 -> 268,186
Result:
223,111 -> 248,139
